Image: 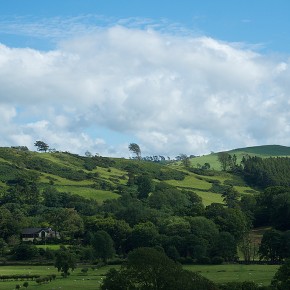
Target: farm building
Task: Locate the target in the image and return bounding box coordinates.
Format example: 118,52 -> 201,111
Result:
21,227 -> 60,242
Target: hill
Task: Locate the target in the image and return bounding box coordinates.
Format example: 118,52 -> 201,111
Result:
229,144 -> 290,156
188,145 -> 290,171
0,146 -> 261,206
1,144 -> 290,279
2,144 -> 288,206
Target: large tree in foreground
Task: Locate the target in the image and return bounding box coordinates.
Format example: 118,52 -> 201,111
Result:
128,143 -> 141,160
271,258 -> 290,290
101,247 -> 218,290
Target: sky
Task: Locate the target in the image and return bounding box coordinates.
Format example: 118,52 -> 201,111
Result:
1,0 -> 290,158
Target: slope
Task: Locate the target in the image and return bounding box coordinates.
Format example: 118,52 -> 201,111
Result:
188,145 -> 290,171
0,146 -> 262,206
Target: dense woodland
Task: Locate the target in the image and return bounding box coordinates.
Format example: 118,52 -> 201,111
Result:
1,145 -> 290,289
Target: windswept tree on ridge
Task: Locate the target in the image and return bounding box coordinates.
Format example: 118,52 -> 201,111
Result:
128,143 -> 141,160
34,140 -> 49,152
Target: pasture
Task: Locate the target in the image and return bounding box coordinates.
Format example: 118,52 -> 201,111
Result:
0,265 -> 113,290
0,263 -> 278,289
184,264 -> 278,286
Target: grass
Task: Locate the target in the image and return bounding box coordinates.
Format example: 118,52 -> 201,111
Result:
188,145 -> 290,172
0,265 -> 115,290
0,263 -> 278,289
54,185 -> 120,203
166,175 -> 212,190
184,264 -> 279,286
35,245 -> 66,250
190,154 -> 221,170
230,145 -> 290,156
235,186 -> 259,195
194,190 -> 224,206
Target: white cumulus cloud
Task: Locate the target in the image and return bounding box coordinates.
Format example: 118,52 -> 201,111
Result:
0,25 -> 290,156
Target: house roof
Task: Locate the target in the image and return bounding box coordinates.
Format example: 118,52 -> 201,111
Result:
21,227 -> 51,235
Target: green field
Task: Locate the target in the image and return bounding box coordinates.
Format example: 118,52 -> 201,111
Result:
183,264 -> 278,286
54,185 -> 120,203
189,145 -> 290,171
0,263 -> 278,289
0,265 -> 114,290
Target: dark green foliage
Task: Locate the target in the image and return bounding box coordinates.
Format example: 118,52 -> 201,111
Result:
100,268 -> 132,290
128,143 -> 141,160
115,158 -> 186,181
211,232 -> 237,262
42,187 -> 99,215
156,168 -> 185,180
0,206 -> 26,240
189,167 -> 216,176
240,194 -> 257,222
209,182 -> 230,194
205,203 -> 250,242
24,156 -> 88,181
148,183 -> 204,216
231,145 -> 290,156
91,155 -> 116,168
243,156 -> 290,188
5,176 -> 40,205
81,267 -> 89,274
211,256 -> 224,264
180,154 -> 191,168
35,275 -> 56,284
101,247 -> 219,290
221,186 -> 240,208
259,229 -> 285,262
218,152 -> 231,171
86,217 -> 131,254
219,281 -> 262,290
166,245 -> 180,261
83,158 -> 98,171
271,259 -> 290,289
136,174 -> 154,199
255,186 -> 290,229
54,246 -> 76,277
91,230 -> 115,262
45,207 -> 84,240
0,274 -> 40,281
23,281 -> 29,288
128,222 -> 159,249
0,162 -> 26,182
34,141 -> 49,152
13,243 -> 39,260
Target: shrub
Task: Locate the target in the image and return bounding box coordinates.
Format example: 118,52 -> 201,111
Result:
197,256 -> 211,264
13,243 -> 39,260
81,267 -> 89,274
211,256 -> 224,265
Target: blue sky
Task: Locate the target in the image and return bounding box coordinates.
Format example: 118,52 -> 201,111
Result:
0,0 -> 290,157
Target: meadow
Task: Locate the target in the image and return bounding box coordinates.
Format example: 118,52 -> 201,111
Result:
0,265 -> 112,290
0,263 -> 278,289
184,264 -> 278,287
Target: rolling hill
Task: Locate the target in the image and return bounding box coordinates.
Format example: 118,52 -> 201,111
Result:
0,145 -> 274,206
188,144 -> 290,171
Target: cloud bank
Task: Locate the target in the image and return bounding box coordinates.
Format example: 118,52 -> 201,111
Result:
0,25 -> 290,156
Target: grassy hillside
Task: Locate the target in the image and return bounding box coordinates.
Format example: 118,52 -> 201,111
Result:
0,146 -> 263,206
189,145 -> 290,171
230,144 -> 290,156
